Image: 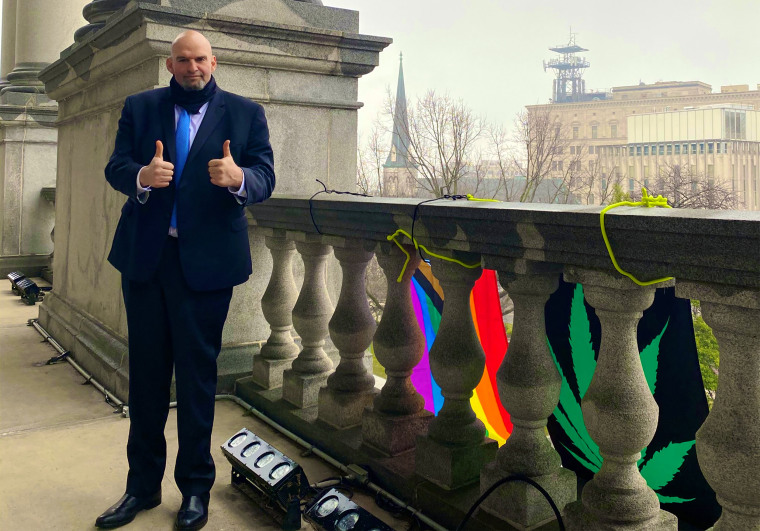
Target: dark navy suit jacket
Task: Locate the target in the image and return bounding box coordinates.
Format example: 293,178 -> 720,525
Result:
105,87 -> 275,291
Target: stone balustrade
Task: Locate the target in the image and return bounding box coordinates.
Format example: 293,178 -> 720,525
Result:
237,194 -> 760,530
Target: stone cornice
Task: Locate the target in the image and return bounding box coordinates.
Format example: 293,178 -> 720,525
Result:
40,1 -> 391,100
250,195 -> 760,290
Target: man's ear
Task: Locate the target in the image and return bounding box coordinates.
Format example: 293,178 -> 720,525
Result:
166,57 -> 174,75
210,55 -> 217,73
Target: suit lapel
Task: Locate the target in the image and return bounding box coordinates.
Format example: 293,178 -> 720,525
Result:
185,91 -> 226,172
159,96 -> 177,165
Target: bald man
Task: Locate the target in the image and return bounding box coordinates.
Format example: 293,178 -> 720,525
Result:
98,30 -> 274,530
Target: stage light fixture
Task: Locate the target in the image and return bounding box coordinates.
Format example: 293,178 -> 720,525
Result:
14,277 -> 41,305
221,428 -> 309,530
7,271 -> 25,294
304,487 -> 394,531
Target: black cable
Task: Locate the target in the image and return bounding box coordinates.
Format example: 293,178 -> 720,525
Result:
308,179 -> 371,234
409,194 -> 468,263
455,474 -> 565,531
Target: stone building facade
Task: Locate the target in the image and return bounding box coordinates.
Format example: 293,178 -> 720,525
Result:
529,81 -> 760,209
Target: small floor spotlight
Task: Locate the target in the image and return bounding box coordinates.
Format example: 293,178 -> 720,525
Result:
14,277 -> 41,305
7,271 -> 25,294
221,428 -> 309,530
304,488 -> 394,531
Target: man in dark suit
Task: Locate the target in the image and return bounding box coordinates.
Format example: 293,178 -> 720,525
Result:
96,30 -> 274,530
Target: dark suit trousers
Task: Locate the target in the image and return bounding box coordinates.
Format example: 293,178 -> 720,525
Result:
121,237 -> 232,498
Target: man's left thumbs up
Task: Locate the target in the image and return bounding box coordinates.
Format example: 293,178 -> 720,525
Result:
209,139 -> 243,189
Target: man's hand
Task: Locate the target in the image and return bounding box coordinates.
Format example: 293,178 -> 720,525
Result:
209,140 -> 243,189
139,141 -> 174,188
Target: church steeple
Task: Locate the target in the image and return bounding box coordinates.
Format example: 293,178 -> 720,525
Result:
384,52 -> 412,168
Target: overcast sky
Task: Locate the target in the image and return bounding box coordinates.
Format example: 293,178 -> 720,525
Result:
326,0 -> 760,140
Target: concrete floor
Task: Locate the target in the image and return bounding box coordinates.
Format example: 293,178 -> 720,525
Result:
0,283 -> 413,530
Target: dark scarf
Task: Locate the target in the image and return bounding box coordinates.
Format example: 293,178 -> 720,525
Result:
169,75 -> 218,114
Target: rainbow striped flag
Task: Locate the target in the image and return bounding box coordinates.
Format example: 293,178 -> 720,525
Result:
409,263 -> 512,445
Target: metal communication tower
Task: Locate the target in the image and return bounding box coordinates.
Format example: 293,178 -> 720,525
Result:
544,33 -> 591,103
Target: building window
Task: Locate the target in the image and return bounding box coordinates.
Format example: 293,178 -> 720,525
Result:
573,126 -> 579,139
610,124 -> 617,138
602,178 -> 607,190
644,179 -> 649,188
683,143 -> 689,154
591,125 -> 598,139
589,146 -> 594,155
636,145 -> 642,156
699,143 -> 705,154
552,161 -> 557,171
558,161 -> 563,171
708,142 -> 714,154
691,143 -> 697,154
667,144 -> 673,155
659,145 -> 664,156
570,146 -> 575,155
629,146 -> 634,156
629,178 -> 635,191
675,144 -> 681,155
644,146 -> 649,156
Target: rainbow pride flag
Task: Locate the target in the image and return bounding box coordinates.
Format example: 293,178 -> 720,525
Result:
410,263 -> 512,445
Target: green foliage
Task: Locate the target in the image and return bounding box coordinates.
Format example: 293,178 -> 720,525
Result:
370,343 -> 387,379
610,183 -> 632,204
693,315 -> 719,406
504,322 -> 513,338
640,440 -> 695,492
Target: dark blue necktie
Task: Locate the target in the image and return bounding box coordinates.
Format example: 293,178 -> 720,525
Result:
170,108 -> 191,230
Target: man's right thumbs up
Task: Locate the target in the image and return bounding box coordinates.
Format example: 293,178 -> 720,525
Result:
139,140 -> 174,189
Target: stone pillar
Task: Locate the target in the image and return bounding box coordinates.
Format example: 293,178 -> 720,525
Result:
37,0 -> 389,401
4,0 -> 87,95
563,269 -> 677,530
282,235 -> 334,408
362,242 -> 432,456
676,283 -> 760,530
252,228 -> 300,389
0,0 -> 17,88
480,259 -> 576,528
74,0 -> 129,43
415,256 -> 497,489
318,238 -> 377,428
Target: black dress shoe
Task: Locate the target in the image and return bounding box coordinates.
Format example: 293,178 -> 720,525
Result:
175,495 -> 209,530
95,491 -> 161,529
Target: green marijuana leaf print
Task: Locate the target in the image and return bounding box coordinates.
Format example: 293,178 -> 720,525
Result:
550,284 -> 694,504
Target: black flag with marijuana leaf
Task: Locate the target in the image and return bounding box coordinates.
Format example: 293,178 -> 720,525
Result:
544,278 -> 720,529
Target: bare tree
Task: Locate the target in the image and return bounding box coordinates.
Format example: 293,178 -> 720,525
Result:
634,163 -> 737,209
357,117 -> 388,196
388,89 -> 486,198
509,108 -> 584,203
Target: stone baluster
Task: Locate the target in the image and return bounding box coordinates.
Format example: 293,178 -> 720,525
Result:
362,242 -> 432,456
281,235 -> 334,409
676,283 -> 760,530
252,228 -> 300,389
74,0 -> 129,43
318,238 -> 378,429
479,258 -> 576,527
415,255 -> 497,490
563,269 -> 677,529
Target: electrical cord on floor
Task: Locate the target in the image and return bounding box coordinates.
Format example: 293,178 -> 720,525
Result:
455,474 -> 565,531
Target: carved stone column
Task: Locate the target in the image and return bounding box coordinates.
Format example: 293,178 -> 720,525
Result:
252,228 -> 300,389
3,0 -> 87,95
0,0 -> 17,89
318,238 -> 378,429
480,258 -> 576,527
282,235 -> 334,408
74,0 -> 129,43
676,283 -> 760,530
563,269 -> 677,530
362,242 -> 432,456
415,255 -> 498,490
